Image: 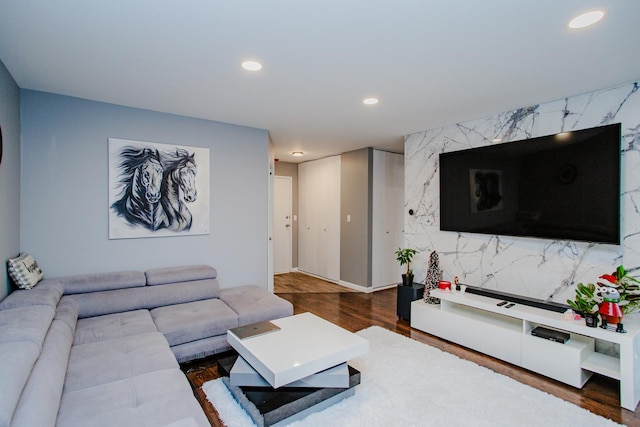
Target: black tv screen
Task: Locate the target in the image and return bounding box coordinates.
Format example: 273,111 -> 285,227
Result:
439,123 -> 621,245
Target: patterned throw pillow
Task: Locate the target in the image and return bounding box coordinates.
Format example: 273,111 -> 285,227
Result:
7,253 -> 44,289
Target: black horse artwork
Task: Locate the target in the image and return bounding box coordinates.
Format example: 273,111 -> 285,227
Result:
111,147 -> 169,231
160,149 -> 198,232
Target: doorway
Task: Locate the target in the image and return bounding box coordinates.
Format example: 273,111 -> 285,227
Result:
273,176 -> 292,274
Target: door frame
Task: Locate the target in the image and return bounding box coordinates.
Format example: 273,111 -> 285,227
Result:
273,175 -> 293,275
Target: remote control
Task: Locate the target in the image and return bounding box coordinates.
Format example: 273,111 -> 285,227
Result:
496,301 -> 508,306
505,303 -> 515,308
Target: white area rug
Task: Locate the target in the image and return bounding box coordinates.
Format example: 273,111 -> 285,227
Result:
203,326 -> 623,427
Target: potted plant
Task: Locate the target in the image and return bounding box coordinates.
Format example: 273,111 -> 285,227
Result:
395,248 -> 418,286
567,282 -> 599,326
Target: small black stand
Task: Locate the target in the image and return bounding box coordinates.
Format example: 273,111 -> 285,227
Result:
397,283 -> 425,321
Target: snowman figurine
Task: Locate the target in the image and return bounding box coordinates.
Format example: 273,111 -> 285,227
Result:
598,284 -> 626,333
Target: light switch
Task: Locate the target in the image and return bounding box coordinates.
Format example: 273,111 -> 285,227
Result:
347,215 -> 351,223
293,215 -> 297,221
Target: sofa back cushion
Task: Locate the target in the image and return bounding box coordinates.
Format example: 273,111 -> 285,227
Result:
0,305 -> 57,427
60,271 -> 146,295
0,283 -> 63,311
145,265 -> 217,286
67,279 -> 221,318
10,309 -> 77,427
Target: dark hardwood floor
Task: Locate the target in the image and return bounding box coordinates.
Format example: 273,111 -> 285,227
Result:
182,273 -> 640,427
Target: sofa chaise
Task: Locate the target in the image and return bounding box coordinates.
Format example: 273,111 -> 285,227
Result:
0,264 -> 293,427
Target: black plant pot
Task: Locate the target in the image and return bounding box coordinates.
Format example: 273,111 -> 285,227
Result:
585,312 -> 599,328
401,274 -> 414,286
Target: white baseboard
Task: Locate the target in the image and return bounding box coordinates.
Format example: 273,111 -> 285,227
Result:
339,281 -> 398,294
292,270 -> 398,294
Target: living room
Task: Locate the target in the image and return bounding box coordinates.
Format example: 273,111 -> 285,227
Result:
1,2 -> 639,426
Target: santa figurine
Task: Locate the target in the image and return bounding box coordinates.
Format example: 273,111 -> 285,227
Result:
598,275 -> 626,333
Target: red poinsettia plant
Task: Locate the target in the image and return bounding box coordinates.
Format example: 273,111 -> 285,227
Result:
598,265 -> 640,315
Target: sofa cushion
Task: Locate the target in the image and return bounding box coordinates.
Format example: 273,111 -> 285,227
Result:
169,335 -> 231,364
145,265 -> 217,286
0,304 -> 60,427
57,369 -> 210,427
66,279 -> 220,318
219,285 -> 293,326
60,270 -> 146,294
11,317 -> 75,427
0,305 -> 56,346
7,253 -> 44,289
0,342 -> 40,427
73,310 -> 157,345
150,299 -> 238,346
64,332 -> 178,393
0,283 -> 63,311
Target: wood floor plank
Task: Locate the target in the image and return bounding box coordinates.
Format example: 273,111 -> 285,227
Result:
182,273 -> 640,426
274,271 -> 357,293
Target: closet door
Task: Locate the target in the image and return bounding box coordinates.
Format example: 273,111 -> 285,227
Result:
372,151 -> 404,288
298,156 -> 341,281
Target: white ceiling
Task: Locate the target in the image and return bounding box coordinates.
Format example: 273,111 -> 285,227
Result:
1,1 -> 638,163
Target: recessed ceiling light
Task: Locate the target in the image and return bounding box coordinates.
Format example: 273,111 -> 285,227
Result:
363,98 -> 379,105
568,10 -> 605,29
242,61 -> 263,71
292,151 -> 304,157
492,138 -> 503,143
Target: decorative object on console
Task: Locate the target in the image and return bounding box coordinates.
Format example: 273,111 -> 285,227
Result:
7,253 -> 44,289
599,265 -> 640,315
597,285 -> 624,333
423,250 -> 441,304
395,247 -> 418,286
438,280 -> 451,290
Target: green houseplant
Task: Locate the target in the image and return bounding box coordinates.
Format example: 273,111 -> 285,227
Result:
566,282 -> 599,316
567,282 -> 600,326
395,248 -> 418,286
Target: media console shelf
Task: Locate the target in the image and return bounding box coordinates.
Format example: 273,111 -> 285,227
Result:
411,288 -> 640,411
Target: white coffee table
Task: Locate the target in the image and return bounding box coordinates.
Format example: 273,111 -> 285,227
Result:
227,312 -> 369,388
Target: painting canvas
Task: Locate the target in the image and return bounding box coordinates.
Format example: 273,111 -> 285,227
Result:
108,138 -> 210,239
469,169 -> 503,213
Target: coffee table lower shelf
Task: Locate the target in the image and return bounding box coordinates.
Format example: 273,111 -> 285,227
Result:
217,354 -> 361,427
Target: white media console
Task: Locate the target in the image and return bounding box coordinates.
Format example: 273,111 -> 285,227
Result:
411,288 -> 640,411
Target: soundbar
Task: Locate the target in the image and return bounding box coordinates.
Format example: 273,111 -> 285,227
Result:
462,285 -> 569,313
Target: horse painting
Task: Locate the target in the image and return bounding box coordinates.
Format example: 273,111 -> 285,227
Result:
109,139 -> 208,239
111,147 -> 169,231
160,149 -> 198,232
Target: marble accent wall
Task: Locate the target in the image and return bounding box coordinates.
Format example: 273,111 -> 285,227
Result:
405,81 -> 640,304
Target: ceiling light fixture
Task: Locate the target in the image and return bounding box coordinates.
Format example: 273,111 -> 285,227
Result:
568,10 -> 605,29
363,97 -> 379,105
292,151 -> 304,157
242,60 -> 263,71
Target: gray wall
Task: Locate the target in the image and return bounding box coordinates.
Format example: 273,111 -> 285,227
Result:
340,148 -> 372,287
20,90 -> 270,288
0,59 -> 21,300
274,161 -> 298,268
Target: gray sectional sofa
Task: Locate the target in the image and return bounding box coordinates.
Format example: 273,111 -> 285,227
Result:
0,264 -> 293,427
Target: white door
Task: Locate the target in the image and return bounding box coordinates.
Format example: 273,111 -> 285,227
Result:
274,176 -> 292,274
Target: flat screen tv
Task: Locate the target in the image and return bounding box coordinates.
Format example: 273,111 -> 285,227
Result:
439,123 -> 621,245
